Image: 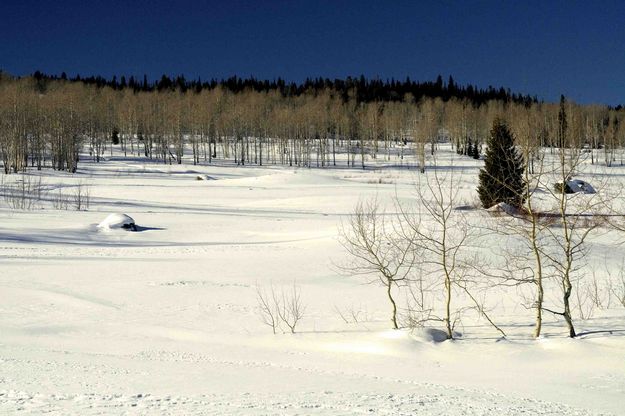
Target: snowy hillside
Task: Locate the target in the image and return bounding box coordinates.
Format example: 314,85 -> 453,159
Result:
1,147 -> 624,415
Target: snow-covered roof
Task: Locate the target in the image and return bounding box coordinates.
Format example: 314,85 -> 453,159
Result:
556,179 -> 596,194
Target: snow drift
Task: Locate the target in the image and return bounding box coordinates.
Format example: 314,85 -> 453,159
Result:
486,202 -> 522,216
97,213 -> 137,231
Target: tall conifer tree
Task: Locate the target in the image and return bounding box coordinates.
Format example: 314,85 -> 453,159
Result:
477,118 -> 526,208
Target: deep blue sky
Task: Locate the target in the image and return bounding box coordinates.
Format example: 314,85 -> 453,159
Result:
2,0 -> 624,105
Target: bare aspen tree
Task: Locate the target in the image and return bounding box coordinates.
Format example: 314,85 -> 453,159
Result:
119,89 -> 138,158
500,104 -> 552,338
540,97 -> 604,338
419,98 -> 440,157
338,198 -> 415,329
412,106 -> 426,173
399,165 -> 470,339
445,98 -> 467,155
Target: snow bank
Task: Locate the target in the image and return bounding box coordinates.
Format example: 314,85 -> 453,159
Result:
196,175 -> 216,181
486,202 -> 522,216
97,213 -> 137,231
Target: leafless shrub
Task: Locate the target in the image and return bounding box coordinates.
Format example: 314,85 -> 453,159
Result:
277,282 -> 306,333
611,275 -> 625,308
587,272 -> 605,309
333,303 -> 370,324
574,279 -> 596,320
256,283 -> 280,334
48,182 -> 91,211
1,174 -> 44,210
72,181 -> 91,210
256,281 -> 306,334
50,188 -> 71,210
401,274 -> 437,329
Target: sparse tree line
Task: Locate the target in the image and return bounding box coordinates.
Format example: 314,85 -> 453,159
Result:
1,73 -> 623,175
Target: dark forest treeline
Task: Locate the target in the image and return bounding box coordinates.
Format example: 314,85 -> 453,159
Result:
0,70 -> 623,174
29,71 -> 537,106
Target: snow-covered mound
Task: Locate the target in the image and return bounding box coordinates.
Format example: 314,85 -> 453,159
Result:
411,327 -> 458,343
196,175 -> 216,181
555,179 -> 596,194
486,202 -> 522,216
97,213 -> 137,231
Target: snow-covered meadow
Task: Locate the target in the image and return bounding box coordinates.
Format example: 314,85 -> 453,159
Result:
1,146 -> 624,415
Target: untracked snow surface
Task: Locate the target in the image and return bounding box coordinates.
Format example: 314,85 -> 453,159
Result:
1,148 -> 624,415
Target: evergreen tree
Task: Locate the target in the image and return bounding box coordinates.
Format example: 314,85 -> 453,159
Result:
112,128 -> 120,145
472,142 -> 480,159
477,118 -> 526,208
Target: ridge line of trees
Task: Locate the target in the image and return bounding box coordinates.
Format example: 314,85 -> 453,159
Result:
0,71 -> 623,174
27,71 -> 538,106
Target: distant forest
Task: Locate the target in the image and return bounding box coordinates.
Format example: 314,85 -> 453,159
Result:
0,70 -> 623,173
28,71 -> 537,106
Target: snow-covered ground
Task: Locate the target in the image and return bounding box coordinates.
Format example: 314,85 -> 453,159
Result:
1,147 -> 624,415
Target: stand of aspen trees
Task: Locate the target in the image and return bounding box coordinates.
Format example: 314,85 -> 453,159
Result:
0,75 -> 623,174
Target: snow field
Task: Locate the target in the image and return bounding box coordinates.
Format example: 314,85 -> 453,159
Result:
0,147 -> 624,415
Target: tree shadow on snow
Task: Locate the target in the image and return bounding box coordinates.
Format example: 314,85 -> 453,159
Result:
132,225 -> 166,232
575,329 -> 625,339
